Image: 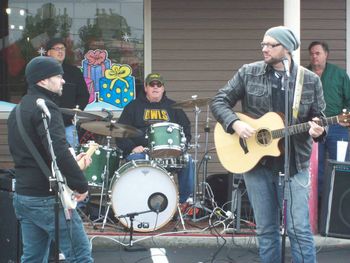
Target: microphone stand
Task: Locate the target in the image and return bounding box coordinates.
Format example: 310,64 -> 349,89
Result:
41,113 -> 71,263
281,64 -> 290,263
118,210 -> 153,252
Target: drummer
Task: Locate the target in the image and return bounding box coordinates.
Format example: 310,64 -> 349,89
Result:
117,73 -> 194,209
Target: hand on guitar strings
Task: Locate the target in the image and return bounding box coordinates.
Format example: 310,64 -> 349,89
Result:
74,191 -> 89,202
232,120 -> 256,139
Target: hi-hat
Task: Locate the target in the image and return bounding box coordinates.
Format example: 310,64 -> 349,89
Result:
59,108 -> 105,120
172,97 -> 211,108
80,121 -> 142,138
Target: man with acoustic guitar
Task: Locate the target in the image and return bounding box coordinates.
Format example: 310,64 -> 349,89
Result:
211,26 -> 326,263
7,56 -> 93,262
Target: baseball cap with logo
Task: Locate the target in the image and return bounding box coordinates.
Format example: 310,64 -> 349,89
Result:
145,73 -> 165,86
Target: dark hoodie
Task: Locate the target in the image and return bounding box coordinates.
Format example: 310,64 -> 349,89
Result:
7,85 -> 88,196
117,94 -> 191,156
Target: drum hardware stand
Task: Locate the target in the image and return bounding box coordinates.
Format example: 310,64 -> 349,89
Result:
190,101 -> 213,222
71,105 -> 80,151
173,204 -> 187,231
93,135 -> 115,230
77,206 -> 98,229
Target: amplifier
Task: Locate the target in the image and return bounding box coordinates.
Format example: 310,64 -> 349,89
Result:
320,160 -> 350,239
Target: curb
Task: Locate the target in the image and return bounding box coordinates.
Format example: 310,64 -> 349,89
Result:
88,233 -> 350,249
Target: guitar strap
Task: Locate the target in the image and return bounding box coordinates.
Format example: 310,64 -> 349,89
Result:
15,104 -> 52,182
292,65 -> 305,119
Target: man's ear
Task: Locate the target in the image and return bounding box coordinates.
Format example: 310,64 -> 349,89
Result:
37,79 -> 48,86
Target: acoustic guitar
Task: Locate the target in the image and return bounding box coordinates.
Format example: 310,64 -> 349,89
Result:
214,111 -> 349,174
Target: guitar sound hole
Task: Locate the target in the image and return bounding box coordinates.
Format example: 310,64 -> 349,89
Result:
256,129 -> 272,146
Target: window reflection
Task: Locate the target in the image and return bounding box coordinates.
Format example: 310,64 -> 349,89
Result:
1,0 -> 144,109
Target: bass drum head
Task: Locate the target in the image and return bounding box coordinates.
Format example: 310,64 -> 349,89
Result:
110,160 -> 178,232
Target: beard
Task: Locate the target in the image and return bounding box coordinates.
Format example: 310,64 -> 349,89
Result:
265,56 -> 283,66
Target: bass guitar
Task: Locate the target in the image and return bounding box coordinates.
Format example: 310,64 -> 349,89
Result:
52,142 -> 99,210
214,111 -> 349,174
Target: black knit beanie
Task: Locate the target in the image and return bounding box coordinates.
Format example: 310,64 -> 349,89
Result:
25,56 -> 64,85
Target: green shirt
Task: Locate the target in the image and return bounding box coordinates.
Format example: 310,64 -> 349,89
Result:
321,63 -> 350,117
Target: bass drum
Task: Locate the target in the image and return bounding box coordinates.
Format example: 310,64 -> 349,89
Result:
110,160 -> 178,232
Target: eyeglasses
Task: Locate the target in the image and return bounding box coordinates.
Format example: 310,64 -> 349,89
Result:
50,47 -> 66,52
149,82 -> 163,87
260,42 -> 282,49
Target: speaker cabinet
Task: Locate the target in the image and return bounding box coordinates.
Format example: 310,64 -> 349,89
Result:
0,190 -> 21,263
320,160 -> 350,238
206,173 -> 233,209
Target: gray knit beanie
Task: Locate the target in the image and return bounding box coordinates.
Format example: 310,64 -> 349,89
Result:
264,26 -> 300,53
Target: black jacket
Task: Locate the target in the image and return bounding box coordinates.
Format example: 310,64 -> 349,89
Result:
117,94 -> 191,156
58,62 -> 89,126
7,85 -> 88,196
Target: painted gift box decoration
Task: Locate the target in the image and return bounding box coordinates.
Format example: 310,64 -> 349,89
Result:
82,49 -> 111,94
84,77 -> 95,103
99,64 -> 135,108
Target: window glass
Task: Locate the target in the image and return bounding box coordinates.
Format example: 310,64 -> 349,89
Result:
1,0 -> 144,111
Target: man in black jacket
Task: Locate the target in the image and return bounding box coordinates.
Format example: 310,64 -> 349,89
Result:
117,73 -> 194,207
7,56 -> 93,262
46,38 -> 89,149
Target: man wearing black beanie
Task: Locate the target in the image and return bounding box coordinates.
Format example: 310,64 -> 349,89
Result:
7,56 -> 93,262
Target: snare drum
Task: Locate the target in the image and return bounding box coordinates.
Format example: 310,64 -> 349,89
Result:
147,122 -> 186,158
153,153 -> 189,169
110,160 -> 178,232
80,144 -> 122,185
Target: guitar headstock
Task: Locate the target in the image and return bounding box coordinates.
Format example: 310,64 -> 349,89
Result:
337,109 -> 350,125
84,141 -> 99,151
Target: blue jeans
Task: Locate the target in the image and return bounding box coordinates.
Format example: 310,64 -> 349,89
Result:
243,167 -> 316,263
13,194 -> 93,263
318,124 -> 349,197
65,125 -> 79,149
126,153 -> 194,203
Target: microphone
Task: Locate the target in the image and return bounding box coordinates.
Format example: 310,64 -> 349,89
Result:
282,57 -> 290,78
154,202 -> 161,213
148,192 -> 168,213
102,108 -> 113,121
36,98 -> 51,121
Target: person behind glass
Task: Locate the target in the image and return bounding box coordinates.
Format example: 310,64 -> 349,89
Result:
46,38 -> 89,149
7,56 -> 93,262
211,26 -> 327,263
308,41 -> 350,198
117,73 -> 195,206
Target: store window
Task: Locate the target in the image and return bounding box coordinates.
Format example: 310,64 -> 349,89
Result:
0,0 -> 144,111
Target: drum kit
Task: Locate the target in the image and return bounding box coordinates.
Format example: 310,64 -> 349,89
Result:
60,95 -> 212,234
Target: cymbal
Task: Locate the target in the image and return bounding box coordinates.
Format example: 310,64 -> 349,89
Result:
172,97 -> 211,108
59,108 -> 105,120
80,121 -> 142,138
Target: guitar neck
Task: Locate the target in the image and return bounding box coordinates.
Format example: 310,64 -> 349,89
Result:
272,115 -> 339,139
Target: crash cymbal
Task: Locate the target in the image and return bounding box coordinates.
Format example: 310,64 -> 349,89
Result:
80,121 -> 142,138
59,108 -> 105,120
172,97 -> 211,108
